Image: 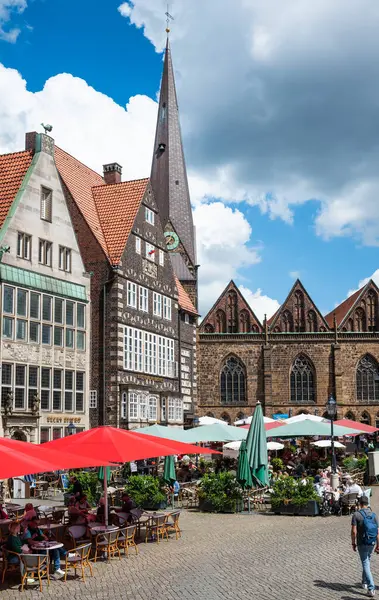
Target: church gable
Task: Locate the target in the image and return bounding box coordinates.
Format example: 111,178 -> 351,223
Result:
199,280 -> 262,334
269,280 -> 329,333
338,280 -> 379,332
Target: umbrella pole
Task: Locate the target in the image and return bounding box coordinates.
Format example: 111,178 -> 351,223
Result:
104,467 -> 108,527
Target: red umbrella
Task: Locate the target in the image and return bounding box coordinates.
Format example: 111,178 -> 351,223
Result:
0,436 -> 114,480
45,426 -> 219,524
334,419 -> 378,434
242,421 -> 284,432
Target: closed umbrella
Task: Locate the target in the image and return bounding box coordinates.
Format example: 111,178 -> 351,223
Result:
98,466 -> 111,483
163,455 -> 176,485
245,402 -> 269,487
237,440 -> 253,489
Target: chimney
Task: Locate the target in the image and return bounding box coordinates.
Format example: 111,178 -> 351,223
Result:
103,162 -> 122,185
25,131 -> 55,157
25,132 -> 38,153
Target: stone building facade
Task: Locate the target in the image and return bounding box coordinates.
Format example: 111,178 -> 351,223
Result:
0,133 -> 91,442
198,279 -> 379,427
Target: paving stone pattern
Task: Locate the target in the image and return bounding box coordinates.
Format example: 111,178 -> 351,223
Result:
2,491 -> 379,599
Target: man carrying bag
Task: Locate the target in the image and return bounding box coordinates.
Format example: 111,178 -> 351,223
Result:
352,496 -> 379,597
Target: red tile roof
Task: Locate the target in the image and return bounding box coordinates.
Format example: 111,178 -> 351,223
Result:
175,276 -> 198,315
324,287 -> 363,327
0,150 -> 33,228
92,179 -> 148,265
55,147 -> 148,265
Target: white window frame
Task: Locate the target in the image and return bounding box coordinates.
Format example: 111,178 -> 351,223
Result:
53,369 -> 62,412
89,390 -> 98,409
14,364 -> 26,411
38,239 -> 52,267
163,296 -> 172,321
124,325 -> 176,378
153,292 -> 162,317
40,186 -> 52,222
135,236 -> 141,254
139,286 -> 148,312
128,392 -> 138,420
59,246 -> 71,272
17,232 -> 31,260
148,396 -> 158,421
41,368 -> 51,411
145,207 -> 155,225
127,281 -> 137,308
146,243 -> 155,262
159,250 -> 164,266
168,398 -> 183,423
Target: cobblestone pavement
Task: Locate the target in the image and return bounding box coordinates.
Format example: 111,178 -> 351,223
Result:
2,491 -> 379,600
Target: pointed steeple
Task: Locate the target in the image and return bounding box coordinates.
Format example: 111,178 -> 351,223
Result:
150,38 -> 196,268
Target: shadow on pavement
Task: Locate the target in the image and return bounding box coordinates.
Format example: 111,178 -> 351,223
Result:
314,580 -> 366,596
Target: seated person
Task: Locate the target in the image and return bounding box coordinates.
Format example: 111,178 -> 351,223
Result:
313,475 -> 325,497
5,522 -> 34,581
75,494 -> 96,523
96,497 -> 112,524
120,493 -> 134,513
342,477 -> 362,498
68,495 -> 86,524
22,503 -> 37,525
23,517 -> 66,578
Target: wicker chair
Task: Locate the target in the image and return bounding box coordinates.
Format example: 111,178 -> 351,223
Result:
1,550 -> 20,583
341,492 -> 359,515
94,530 -> 121,562
145,514 -> 168,544
165,511 -> 181,540
67,525 -> 91,548
20,553 -> 49,592
118,526 -> 139,556
64,543 -> 93,582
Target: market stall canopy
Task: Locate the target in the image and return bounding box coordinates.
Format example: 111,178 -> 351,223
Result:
44,426 -> 219,461
0,436 -> 114,480
334,419 -> 379,434
198,416 -> 225,425
234,416 -> 275,426
184,423 -> 248,443
132,424 -> 188,442
311,440 -> 346,449
267,419 -> 361,438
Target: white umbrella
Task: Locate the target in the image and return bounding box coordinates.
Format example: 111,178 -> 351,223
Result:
234,416 -> 275,426
311,440 -> 346,449
267,441 -> 284,451
198,416 -> 225,425
285,414 -> 329,424
223,441 -> 241,458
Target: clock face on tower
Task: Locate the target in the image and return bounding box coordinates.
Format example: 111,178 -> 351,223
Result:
164,231 -> 179,250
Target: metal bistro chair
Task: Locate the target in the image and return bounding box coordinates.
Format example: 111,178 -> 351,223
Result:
165,511 -> 182,540
20,553 -> 50,592
67,525 -> 91,549
341,492 -> 359,515
118,525 -> 139,557
1,550 -> 20,583
64,543 -> 93,582
94,530 -> 121,562
145,514 -> 168,544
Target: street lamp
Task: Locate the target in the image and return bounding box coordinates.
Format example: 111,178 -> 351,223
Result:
67,422 -> 76,436
326,395 -> 337,476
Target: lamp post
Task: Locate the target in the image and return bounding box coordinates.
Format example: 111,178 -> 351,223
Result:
326,395 -> 338,489
67,422 -> 76,437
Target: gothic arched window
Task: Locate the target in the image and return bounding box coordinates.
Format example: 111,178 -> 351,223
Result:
361,412 -> 371,425
307,310 -> 318,332
221,412 -> 231,424
215,310 -> 226,333
294,291 -> 305,331
204,323 -> 214,333
239,310 -> 250,333
347,318 -> 354,332
282,310 -> 294,333
356,354 -> 379,402
345,411 -> 355,421
355,307 -> 366,332
290,355 -> 316,403
220,356 -> 246,405
367,291 -> 377,331
227,291 -> 238,333
252,324 -> 259,333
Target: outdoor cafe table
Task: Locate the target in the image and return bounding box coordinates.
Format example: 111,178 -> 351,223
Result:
89,525 -> 118,535
30,541 -> 63,551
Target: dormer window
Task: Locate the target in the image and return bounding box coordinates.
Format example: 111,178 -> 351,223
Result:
40,187 -> 52,222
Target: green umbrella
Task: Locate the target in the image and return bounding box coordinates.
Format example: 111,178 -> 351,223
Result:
163,455 -> 176,485
266,419 -> 362,438
236,440 -> 253,489
184,422 -> 247,443
98,466 -> 111,483
133,424 -> 189,442
246,402 -> 269,487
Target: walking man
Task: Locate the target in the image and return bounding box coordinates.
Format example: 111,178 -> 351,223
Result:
352,495 -> 379,597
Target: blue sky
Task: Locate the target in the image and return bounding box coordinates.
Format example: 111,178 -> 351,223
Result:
1,0 -> 379,319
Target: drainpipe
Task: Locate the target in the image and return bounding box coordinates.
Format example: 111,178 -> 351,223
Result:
102,273 -> 115,426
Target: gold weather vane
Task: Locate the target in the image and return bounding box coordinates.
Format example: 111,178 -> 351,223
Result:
165,4 -> 174,34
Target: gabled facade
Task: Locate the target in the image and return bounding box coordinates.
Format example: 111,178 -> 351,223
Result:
54,144 -> 197,429
0,133 -> 91,442
199,280 -> 262,334
150,39 -> 198,310
198,278 -> 379,427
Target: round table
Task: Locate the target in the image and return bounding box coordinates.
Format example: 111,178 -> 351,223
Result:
31,541 -> 63,551
90,526 -> 118,534
40,523 -> 64,530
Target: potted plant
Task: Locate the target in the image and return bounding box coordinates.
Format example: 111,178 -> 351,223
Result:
126,475 -> 167,510
271,476 -> 320,516
198,472 -> 243,513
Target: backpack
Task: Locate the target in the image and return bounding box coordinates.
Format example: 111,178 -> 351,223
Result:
359,510 -> 378,545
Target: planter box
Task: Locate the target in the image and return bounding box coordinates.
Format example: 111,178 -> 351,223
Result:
274,501 -> 319,516
199,499 -> 243,513
142,500 -> 167,511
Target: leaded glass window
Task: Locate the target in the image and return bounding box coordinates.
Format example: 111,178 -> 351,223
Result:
290,355 -> 315,403
356,354 -> 379,402
220,356 -> 246,404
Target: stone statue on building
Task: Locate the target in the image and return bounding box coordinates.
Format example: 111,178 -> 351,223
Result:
31,394 -> 40,416
2,392 -> 13,416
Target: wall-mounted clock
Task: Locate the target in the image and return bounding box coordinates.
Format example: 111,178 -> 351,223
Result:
164,231 -> 179,250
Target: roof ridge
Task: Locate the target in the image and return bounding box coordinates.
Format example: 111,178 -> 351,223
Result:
55,146 -> 103,179
91,177 -> 149,190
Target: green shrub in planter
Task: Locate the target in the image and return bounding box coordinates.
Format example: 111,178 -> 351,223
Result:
271,458 -> 284,472
68,471 -> 99,505
198,472 -> 243,513
126,475 -> 166,509
271,476 -> 319,511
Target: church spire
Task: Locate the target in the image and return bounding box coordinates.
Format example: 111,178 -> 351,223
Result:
150,38 -> 197,271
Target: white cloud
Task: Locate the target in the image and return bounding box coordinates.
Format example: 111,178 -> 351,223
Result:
119,0 -> 379,246
117,2 -> 132,18
0,0 -> 27,42
289,270 -> 300,279
347,269 -> 379,298
239,285 -> 280,322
